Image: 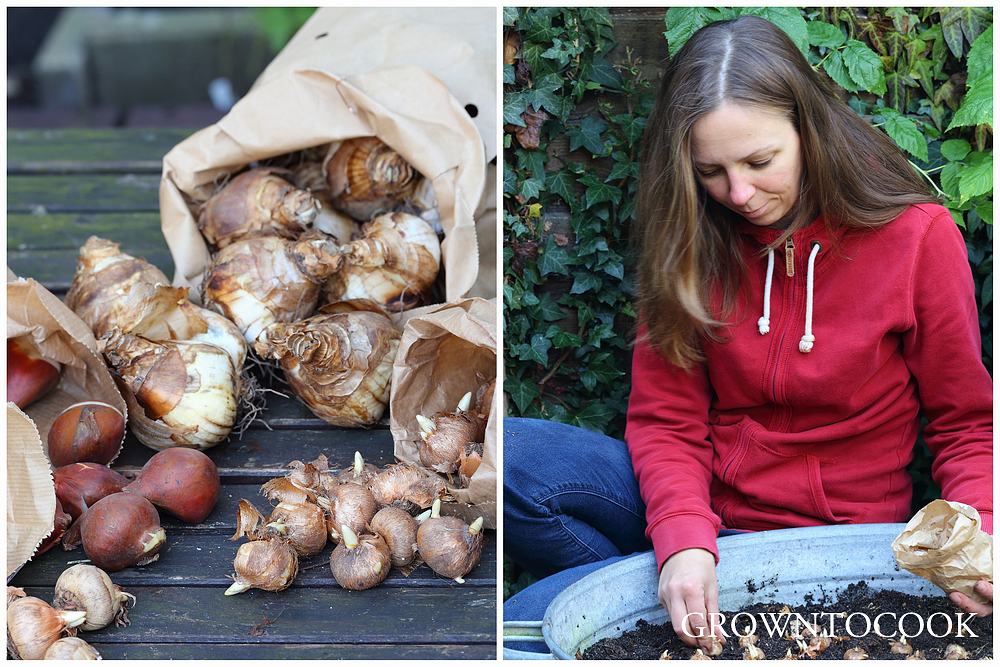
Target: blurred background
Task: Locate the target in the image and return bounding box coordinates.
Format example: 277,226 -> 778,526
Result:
8,7 -> 314,128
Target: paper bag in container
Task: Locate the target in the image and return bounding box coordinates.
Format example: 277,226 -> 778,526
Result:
159,64 -> 486,309
6,272 -> 128,577
390,298 -> 496,528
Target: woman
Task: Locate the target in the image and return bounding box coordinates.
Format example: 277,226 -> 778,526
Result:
504,15 -> 992,653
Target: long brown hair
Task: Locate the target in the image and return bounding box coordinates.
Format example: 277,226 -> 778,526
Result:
634,16 -> 935,367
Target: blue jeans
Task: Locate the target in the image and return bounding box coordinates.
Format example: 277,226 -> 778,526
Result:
503,418 -> 743,654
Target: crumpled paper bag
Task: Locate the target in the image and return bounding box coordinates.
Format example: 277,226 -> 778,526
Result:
6,271 -> 129,576
255,7 -> 496,162
160,65 -> 486,305
892,499 -> 993,603
389,298 -> 496,528
6,404 -> 55,578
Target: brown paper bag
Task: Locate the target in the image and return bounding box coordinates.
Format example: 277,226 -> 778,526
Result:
255,7 -> 497,162
892,499 -> 993,603
6,405 -> 56,578
389,298 -> 496,528
159,65 -> 486,305
6,272 -> 128,462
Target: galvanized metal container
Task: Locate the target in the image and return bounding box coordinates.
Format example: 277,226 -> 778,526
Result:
504,523 -> 942,659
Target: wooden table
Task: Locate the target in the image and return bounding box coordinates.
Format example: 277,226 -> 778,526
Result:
7,129 -> 497,659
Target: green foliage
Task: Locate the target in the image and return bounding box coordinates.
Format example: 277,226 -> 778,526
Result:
253,7 -> 316,52
504,7 -> 650,437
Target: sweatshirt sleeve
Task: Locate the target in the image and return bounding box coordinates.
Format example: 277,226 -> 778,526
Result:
902,211 -> 993,535
625,325 -> 721,569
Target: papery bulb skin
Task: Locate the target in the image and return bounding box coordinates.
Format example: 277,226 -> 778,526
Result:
323,483 -> 379,544
203,236 -> 320,345
370,506 -> 419,567
416,503 -> 484,581
266,502 -> 328,557
254,310 -> 399,427
43,636 -> 102,660
36,499 -> 73,556
329,526 -> 392,591
322,212 -> 441,312
53,563 -> 135,631
226,539 -> 299,595
7,597 -> 87,660
66,237 -> 170,339
367,463 -> 448,515
47,401 -> 126,467
325,137 -> 421,221
198,168 -> 320,249
418,410 -> 486,476
101,331 -> 238,451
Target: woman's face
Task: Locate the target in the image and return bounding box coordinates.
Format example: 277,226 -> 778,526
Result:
691,102 -> 803,227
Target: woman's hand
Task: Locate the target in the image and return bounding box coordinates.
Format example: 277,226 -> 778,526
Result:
659,548 -> 725,653
949,580 -> 993,617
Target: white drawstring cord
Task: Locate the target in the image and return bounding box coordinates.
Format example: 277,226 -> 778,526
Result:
757,249 -> 774,334
798,243 -> 822,353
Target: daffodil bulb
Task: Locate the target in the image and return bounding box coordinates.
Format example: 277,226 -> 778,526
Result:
254,310 -> 400,427
101,330 -> 238,450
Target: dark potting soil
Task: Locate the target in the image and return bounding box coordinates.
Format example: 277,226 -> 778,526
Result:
581,582 -> 993,660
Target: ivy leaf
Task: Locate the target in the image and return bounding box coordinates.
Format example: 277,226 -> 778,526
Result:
958,152 -> 993,201
526,334 -> 552,366
878,108 -> 928,161
504,93 -> 528,127
502,6 -> 519,27
505,376 -> 539,414
940,139 -> 971,162
842,39 -> 887,95
663,7 -> 723,57
538,243 -> 571,276
947,72 -> 992,131
525,73 -> 567,117
567,115 -> 609,155
579,174 -> 623,208
823,51 -> 861,92
520,177 -> 544,201
583,55 -> 622,90
940,7 -> 989,59
573,402 -> 618,432
536,293 -> 565,322
579,7 -> 614,28
982,274 -> 993,309
807,20 -> 845,48
503,64 -> 515,85
570,272 -> 603,294
503,166 -> 517,195
546,325 -> 582,349
546,170 -> 579,210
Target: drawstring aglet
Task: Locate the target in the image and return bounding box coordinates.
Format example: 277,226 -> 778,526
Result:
757,317 -> 770,335
799,334 -> 815,353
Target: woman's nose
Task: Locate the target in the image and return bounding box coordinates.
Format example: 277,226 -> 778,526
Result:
728,176 -> 755,207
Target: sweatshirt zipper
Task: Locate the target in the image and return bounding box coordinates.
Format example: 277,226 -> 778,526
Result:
784,237 -> 795,277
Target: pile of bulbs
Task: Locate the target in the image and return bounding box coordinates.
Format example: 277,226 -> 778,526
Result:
193,138 -> 444,429
416,384 -> 493,489
53,448 -> 219,573
227,452 -> 485,594
7,564 -> 134,660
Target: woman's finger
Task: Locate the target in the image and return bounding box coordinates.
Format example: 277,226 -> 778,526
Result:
949,591 -> 993,617
974,580 -> 993,601
669,590 -> 699,647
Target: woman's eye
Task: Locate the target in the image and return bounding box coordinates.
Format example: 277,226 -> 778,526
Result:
697,169 -> 719,178
750,159 -> 772,169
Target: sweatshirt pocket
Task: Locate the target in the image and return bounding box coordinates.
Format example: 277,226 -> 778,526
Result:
712,417 -> 844,524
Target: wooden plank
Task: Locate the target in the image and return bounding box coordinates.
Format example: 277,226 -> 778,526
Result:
11,528 -> 496,588
7,128 -> 192,173
7,212 -> 166,251
86,643 -> 495,660
7,248 -> 175,289
8,174 -> 162,213
111,427 -> 398,480
21,586 -> 496,645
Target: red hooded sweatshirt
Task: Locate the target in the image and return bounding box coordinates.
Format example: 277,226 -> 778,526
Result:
625,203 -> 993,570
